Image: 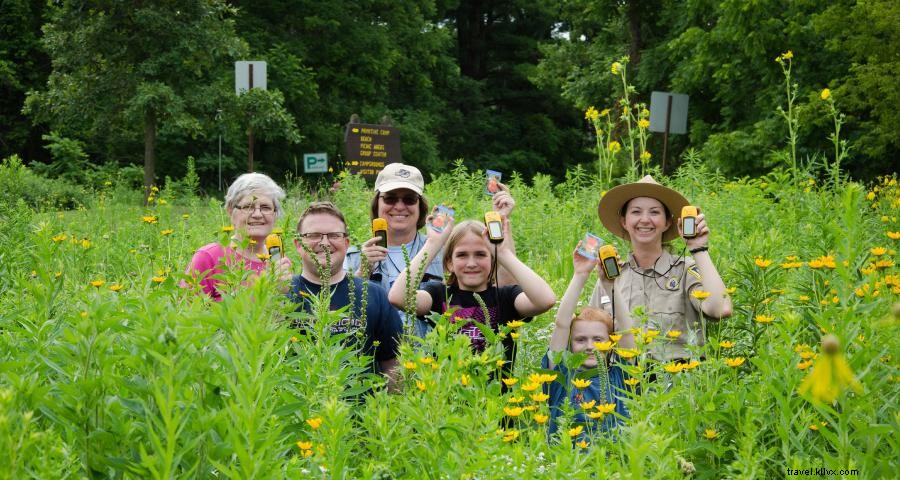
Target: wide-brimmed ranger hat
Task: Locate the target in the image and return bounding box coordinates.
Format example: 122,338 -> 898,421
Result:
598,175 -> 689,242
374,163 -> 424,195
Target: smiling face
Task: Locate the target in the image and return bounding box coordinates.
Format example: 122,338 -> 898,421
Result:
227,193 -> 276,241
295,212 -> 350,280
446,231 -> 493,291
377,188 -> 421,241
570,317 -> 612,369
620,196 -> 671,247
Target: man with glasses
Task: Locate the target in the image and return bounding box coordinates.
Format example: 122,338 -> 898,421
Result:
286,201 -> 401,391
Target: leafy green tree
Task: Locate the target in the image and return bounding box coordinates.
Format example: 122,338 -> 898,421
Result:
25,1 -> 248,200
0,0 -> 49,162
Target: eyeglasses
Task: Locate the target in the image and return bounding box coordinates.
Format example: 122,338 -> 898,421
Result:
235,203 -> 276,215
298,232 -> 348,242
380,193 -> 419,206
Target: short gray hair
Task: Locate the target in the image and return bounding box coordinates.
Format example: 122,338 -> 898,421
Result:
224,173 -> 286,217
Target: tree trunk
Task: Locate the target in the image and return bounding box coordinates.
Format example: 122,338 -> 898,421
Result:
625,0 -> 643,68
143,109 -> 156,205
247,127 -> 255,172
456,0 -> 487,79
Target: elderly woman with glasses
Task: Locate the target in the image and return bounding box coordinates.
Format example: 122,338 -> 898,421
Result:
183,172 -> 287,300
344,163 -> 516,336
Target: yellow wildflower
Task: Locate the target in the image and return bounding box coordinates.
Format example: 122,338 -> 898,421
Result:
533,413 -> 549,424
160,229 -> 174,236
754,314 -> 775,324
507,396 -> 524,404
593,341 -> 613,351
820,88 -> 831,100
502,429 -> 519,442
887,231 -> 900,240
296,441 -> 312,451
510,332 -> 521,339
615,348 -> 639,359
725,357 -> 746,368
704,428 -> 719,439
501,378 -> 517,386
530,392 -> 549,402
460,374 -> 470,386
691,290 -> 711,300
403,361 -> 417,370
799,295 -> 811,302
142,215 -> 158,224
221,225 -> 234,233
576,440 -> 590,449
539,373 -> 557,383
90,280 -> 105,288
726,287 -> 736,294
520,382 -> 540,392
609,334 -> 622,343
580,400 -> 597,410
608,141 -> 622,153
683,360 -> 701,370
719,340 -> 735,349
624,378 -> 639,387
610,62 -> 621,75
866,191 -> 875,201
587,411 -> 604,420
585,106 -> 599,121
109,284 -> 123,292
596,403 -> 616,414
755,257 -> 773,268
503,406 -> 524,417
664,363 -> 684,374
416,380 -> 427,392
798,334 -> 863,404
572,378 -> 591,389
667,330 -> 682,338
568,425 -> 584,438
638,119 -> 650,129
52,234 -> 67,243
797,360 -> 813,370
305,418 -> 322,429
508,320 -> 524,328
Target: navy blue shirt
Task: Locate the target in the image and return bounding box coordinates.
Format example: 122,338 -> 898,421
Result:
541,352 -> 632,442
289,275 -> 402,366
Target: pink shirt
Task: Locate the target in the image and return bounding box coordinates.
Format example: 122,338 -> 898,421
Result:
183,243 -> 266,301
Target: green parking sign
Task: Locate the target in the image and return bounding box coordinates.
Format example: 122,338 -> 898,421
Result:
303,153 -> 328,173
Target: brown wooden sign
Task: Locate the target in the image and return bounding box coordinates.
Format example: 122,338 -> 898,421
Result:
343,123 -> 402,178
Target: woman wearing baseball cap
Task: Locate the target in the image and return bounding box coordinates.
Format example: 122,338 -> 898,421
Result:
579,176 -> 732,363
344,163 -> 517,336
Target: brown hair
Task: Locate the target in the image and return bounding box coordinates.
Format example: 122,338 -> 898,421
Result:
369,191 -> 429,230
296,201 -> 347,233
442,220 -> 495,286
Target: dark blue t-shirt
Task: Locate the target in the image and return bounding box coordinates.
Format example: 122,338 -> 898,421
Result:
541,352 -> 632,442
289,275 -> 402,365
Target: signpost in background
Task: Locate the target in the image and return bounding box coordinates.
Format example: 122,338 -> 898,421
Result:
303,152 -> 328,173
235,61 -> 267,171
343,117 -> 402,179
649,91 -> 689,173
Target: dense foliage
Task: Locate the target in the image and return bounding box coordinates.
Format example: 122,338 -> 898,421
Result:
2,0 -> 896,192
0,159 -> 897,478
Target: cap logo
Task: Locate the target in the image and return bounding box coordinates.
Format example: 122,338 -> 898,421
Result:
395,168 -> 411,178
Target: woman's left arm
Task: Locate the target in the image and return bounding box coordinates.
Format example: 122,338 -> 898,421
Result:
681,210 -> 732,319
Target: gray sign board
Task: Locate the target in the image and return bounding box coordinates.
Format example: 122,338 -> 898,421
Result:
649,91 -> 689,135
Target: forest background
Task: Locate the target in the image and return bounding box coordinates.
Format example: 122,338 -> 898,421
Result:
1,0 -> 897,196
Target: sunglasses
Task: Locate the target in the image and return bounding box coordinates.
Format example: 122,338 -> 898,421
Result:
380,193 -> 419,206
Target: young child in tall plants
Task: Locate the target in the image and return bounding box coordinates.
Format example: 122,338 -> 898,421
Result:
388,213 -> 556,373
543,243 -> 637,443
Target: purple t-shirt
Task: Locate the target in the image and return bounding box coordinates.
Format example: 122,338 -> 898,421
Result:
183,243 -> 266,300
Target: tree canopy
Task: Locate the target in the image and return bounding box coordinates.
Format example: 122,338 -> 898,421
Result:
4,0 -> 895,192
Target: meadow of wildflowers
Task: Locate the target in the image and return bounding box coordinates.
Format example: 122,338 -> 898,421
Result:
1,52 -> 897,479
0,161 -> 897,479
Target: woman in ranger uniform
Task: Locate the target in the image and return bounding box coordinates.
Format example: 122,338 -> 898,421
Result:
590,175 -> 732,363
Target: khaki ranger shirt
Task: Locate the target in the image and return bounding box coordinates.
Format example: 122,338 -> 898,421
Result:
590,250 -> 706,362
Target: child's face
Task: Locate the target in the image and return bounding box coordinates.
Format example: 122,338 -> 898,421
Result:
448,232 -> 493,291
571,320 -> 611,369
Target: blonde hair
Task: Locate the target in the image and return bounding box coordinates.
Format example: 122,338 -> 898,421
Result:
442,220 -> 495,286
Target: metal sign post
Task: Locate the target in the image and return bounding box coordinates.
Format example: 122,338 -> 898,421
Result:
649,91 -> 689,173
235,61 -> 268,171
